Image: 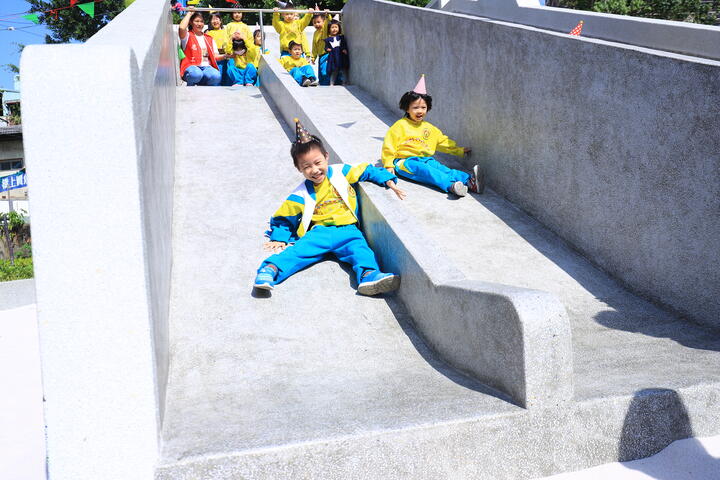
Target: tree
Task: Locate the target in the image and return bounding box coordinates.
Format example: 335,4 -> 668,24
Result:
553,0 -> 719,24
26,0 -> 128,43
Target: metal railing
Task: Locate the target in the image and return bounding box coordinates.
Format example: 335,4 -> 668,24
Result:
189,7 -> 343,51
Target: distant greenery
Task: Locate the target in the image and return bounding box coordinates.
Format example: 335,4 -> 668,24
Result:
26,0 -> 128,43
548,0 -> 719,24
0,258 -> 33,281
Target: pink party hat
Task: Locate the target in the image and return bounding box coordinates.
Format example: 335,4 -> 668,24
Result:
413,74 -> 427,95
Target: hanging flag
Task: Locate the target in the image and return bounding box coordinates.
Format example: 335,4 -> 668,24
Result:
569,20 -> 584,36
71,0 -> 78,6
78,2 -> 95,18
22,13 -> 40,24
226,0 -> 239,4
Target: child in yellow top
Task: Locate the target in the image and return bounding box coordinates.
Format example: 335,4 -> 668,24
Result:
226,38 -> 259,86
226,10 -> 251,43
273,6 -> 313,55
205,13 -> 232,85
382,83 -> 484,197
278,41 -> 318,87
254,121 -> 405,295
310,10 -> 330,62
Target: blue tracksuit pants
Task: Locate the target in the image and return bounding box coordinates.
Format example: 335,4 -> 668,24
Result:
260,224 -> 381,285
394,156 -> 470,193
289,65 -> 316,85
227,63 -> 258,86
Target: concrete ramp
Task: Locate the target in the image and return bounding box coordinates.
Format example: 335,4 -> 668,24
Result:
157,87 -> 522,479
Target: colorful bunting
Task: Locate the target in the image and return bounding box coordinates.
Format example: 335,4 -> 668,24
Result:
569,20 -> 584,36
78,2 -> 95,18
71,0 -> 78,6
22,13 -> 39,24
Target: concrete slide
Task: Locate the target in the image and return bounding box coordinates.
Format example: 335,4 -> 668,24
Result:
157,32 -> 720,480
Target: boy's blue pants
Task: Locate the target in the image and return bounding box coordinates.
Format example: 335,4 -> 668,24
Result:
227,63 -> 258,85
318,54 -> 330,85
289,65 -> 316,85
394,156 -> 470,193
261,224 -> 381,285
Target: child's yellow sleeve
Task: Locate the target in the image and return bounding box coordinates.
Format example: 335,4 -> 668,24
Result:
299,13 -> 313,28
301,34 -> 311,59
272,12 -> 282,33
435,130 -> 465,157
381,123 -> 402,169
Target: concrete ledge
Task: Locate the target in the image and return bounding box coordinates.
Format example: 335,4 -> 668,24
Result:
259,55 -> 573,408
430,0 -> 720,61
0,279 -> 35,310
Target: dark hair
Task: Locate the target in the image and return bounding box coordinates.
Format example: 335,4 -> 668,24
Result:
328,19 -> 342,35
312,12 -> 326,21
232,38 -> 247,55
399,91 -> 433,115
291,135 -> 328,168
253,29 -> 263,38
287,40 -> 303,51
208,13 -> 223,30
188,11 -> 205,31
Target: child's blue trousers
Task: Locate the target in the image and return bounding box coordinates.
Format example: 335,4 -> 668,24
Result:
289,65 -> 316,85
260,224 -> 381,285
393,156 -> 470,193
227,63 -> 258,85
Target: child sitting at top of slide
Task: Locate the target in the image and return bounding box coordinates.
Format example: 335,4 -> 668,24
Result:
254,120 -> 406,295
382,75 -> 484,197
226,10 -> 251,43
273,5 -> 314,56
279,41 -> 318,87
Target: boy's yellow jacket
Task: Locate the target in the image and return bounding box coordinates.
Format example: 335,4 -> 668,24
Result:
231,42 -> 261,69
381,117 -> 465,169
226,21 -> 251,42
311,15 -> 330,60
266,163 -> 397,243
273,12 -> 312,52
279,55 -> 310,71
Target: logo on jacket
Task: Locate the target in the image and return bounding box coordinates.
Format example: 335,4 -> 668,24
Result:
348,185 -> 356,198
422,128 -> 430,140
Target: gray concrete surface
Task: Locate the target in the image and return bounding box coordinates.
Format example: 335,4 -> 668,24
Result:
20,0 -> 174,478
0,278 -> 34,310
344,0 -> 720,329
428,0 -> 720,61
258,47 -> 574,409
158,86 -> 524,478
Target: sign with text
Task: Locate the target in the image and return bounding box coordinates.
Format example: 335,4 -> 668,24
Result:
0,170 -> 27,193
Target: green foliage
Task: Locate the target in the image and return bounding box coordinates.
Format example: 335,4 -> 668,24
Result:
26,0 -> 128,43
14,243 -> 32,259
555,0 -> 719,24
0,257 -> 34,281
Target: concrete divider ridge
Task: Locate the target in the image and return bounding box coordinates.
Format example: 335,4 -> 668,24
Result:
259,53 -> 574,408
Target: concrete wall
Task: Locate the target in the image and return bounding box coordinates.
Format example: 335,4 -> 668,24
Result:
20,0 -> 175,478
344,0 -> 720,329
428,0 -> 720,61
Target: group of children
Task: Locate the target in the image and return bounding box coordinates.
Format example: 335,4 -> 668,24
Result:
179,8 -> 264,86
177,5 -> 349,88
254,76 -> 484,296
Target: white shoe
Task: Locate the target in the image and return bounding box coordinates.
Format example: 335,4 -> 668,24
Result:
451,181 -> 467,197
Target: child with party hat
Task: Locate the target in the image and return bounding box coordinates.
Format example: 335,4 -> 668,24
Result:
254,120 -> 406,295
382,75 -> 484,197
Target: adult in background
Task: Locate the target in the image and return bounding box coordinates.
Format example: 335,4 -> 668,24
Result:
178,7 -> 229,86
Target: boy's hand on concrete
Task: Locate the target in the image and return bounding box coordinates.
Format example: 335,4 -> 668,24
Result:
386,181 -> 406,200
463,147 -> 472,155
263,241 -> 287,252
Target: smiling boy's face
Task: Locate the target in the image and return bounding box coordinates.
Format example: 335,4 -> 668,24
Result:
406,97 -> 428,122
312,16 -> 325,29
296,147 -> 329,185
283,12 -> 294,22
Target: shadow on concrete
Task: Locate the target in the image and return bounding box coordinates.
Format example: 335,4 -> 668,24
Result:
463,187 -> 720,353
619,388 -> 719,478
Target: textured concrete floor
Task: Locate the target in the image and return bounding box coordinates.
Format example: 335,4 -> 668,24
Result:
290,84 -> 720,402
160,87 -> 518,466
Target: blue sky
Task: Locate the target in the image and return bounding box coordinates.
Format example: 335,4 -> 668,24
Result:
0,0 -> 51,90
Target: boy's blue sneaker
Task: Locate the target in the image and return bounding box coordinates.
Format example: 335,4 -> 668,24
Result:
357,271 -> 400,296
254,266 -> 277,291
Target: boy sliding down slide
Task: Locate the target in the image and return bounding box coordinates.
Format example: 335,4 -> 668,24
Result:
254,120 -> 406,296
